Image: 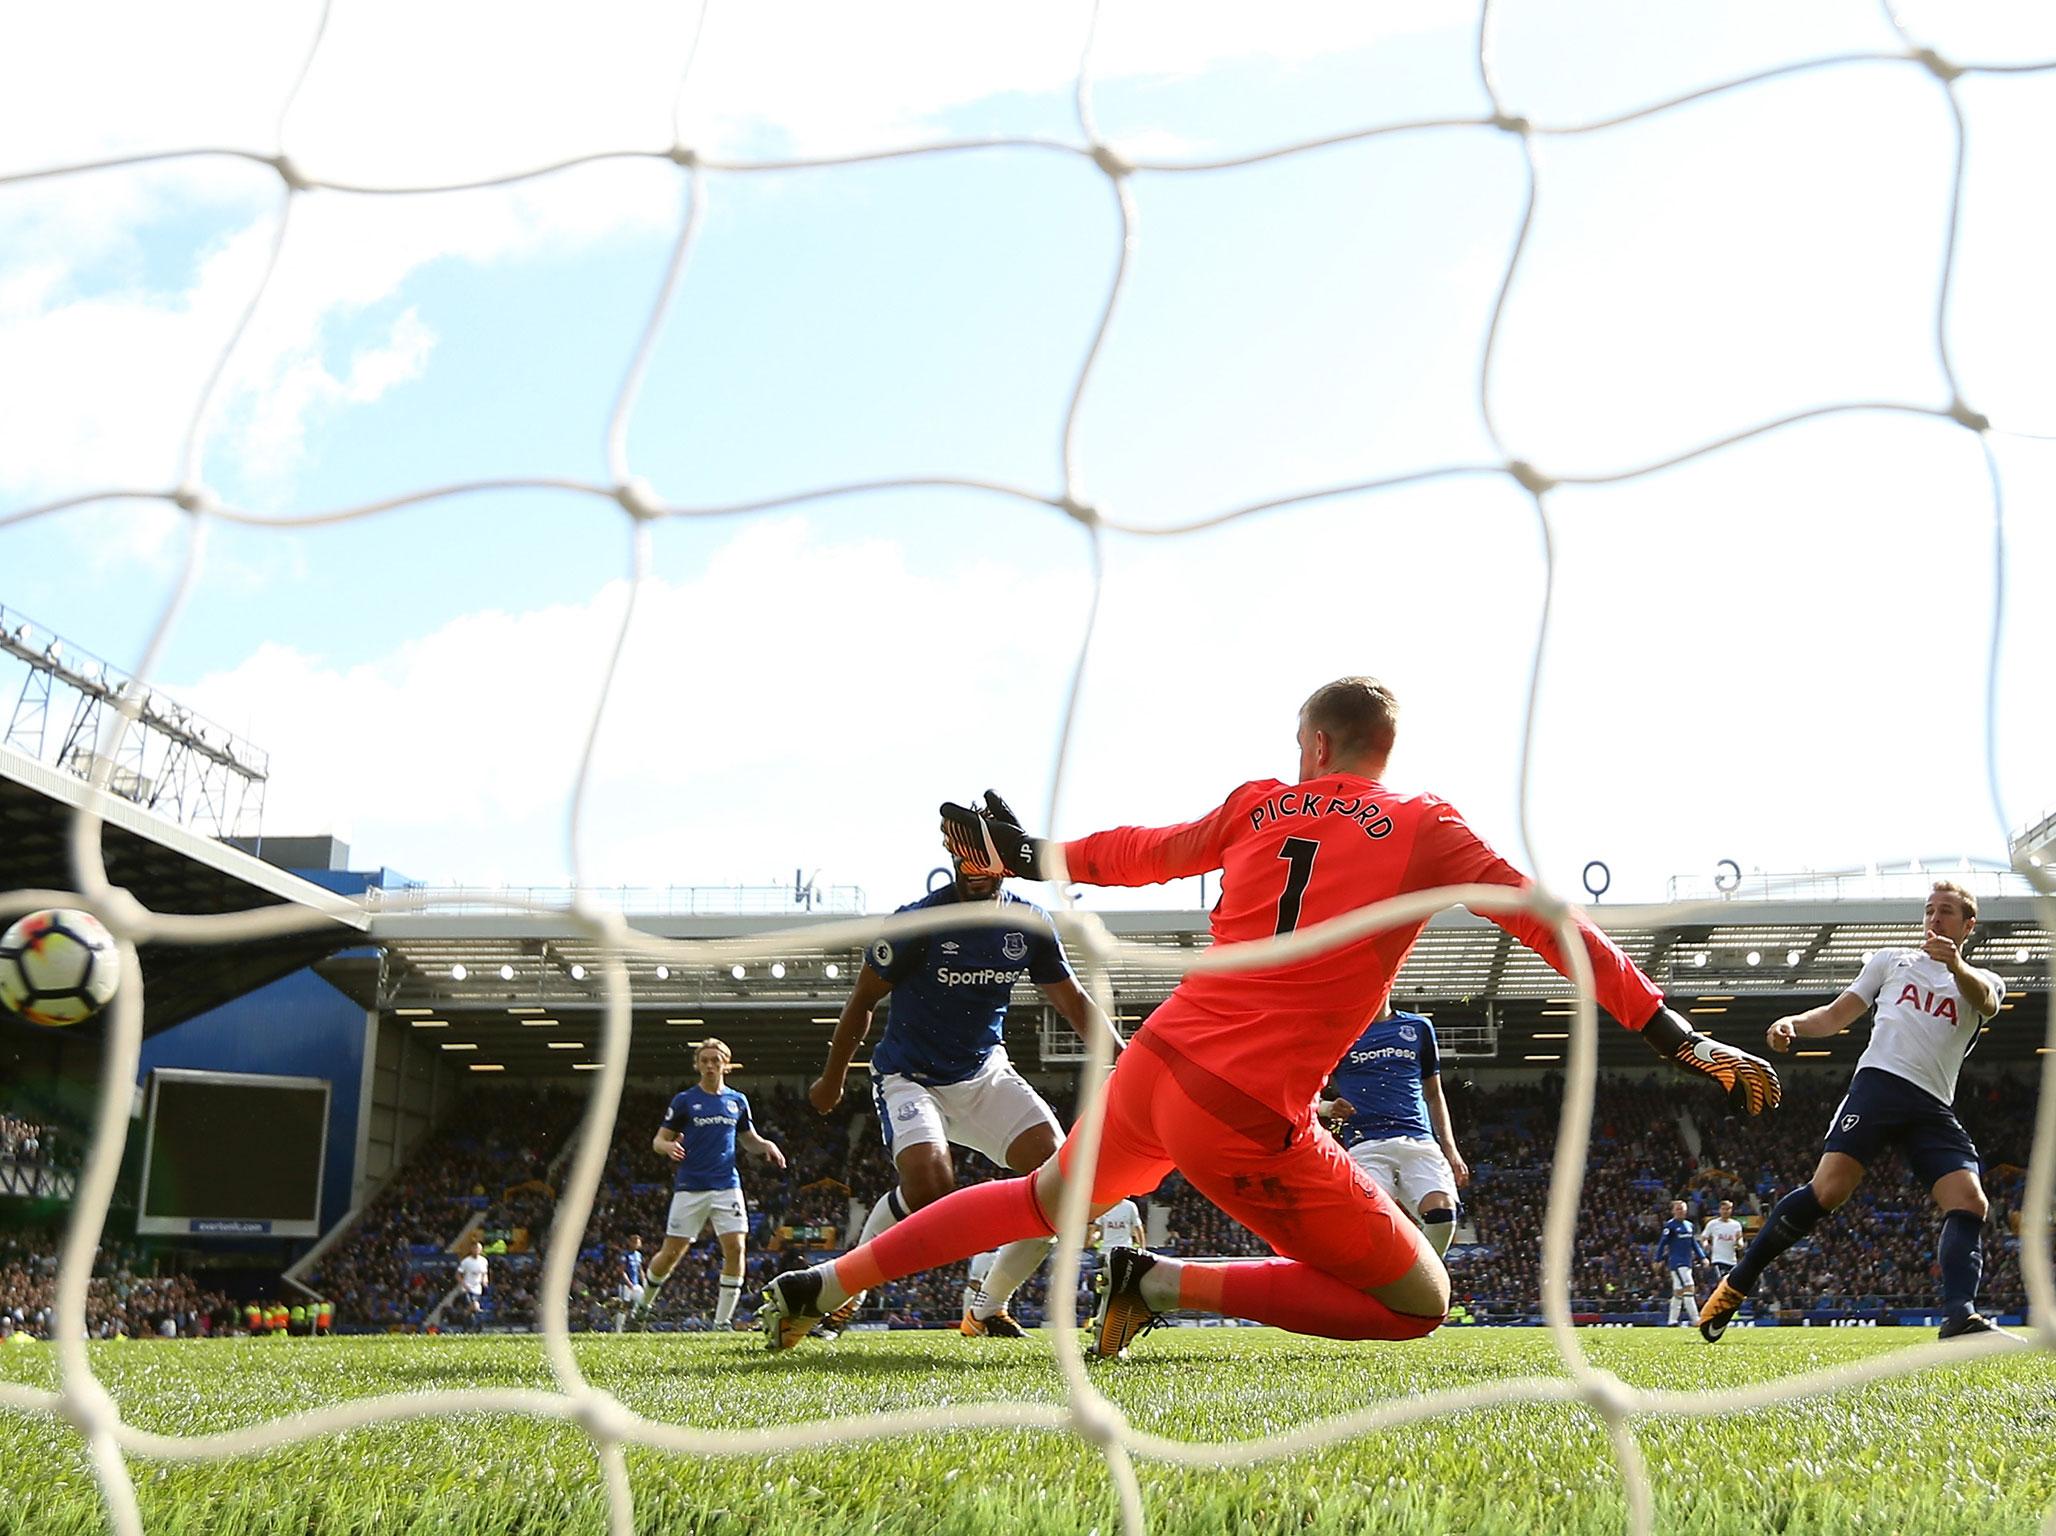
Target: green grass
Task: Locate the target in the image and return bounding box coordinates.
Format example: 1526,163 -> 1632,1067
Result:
2,1327 -> 2052,1535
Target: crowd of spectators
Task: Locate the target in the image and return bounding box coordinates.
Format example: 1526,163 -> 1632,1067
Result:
305,1088 -> 583,1328
306,1065 -> 2042,1331
1445,1070 -> 2034,1320
2,1107 -> 82,1170
0,1228 -> 236,1340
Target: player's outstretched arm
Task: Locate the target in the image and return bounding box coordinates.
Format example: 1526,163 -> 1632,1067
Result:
1424,1074 -> 1470,1188
1407,804 -> 1782,1115
1767,991 -> 1868,1053
740,1128 -> 786,1170
944,787 -> 1241,889
811,966 -> 892,1114
1039,975 -> 1122,1057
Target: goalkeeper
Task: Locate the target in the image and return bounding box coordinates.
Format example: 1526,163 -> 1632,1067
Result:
764,677 -> 1780,1354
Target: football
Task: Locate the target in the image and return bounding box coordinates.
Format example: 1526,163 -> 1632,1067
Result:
0,908 -> 120,1027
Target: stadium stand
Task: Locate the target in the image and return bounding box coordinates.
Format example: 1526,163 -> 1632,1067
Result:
299,1064 -> 2036,1332
303,1088 -> 584,1329
0,1227 -> 236,1340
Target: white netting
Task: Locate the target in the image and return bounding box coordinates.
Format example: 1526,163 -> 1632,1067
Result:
2,3 -> 2054,1534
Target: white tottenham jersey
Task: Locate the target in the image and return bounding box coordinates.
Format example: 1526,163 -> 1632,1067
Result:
1701,1218 -> 1743,1265
1095,1199 -> 1143,1251
1847,948 -> 2003,1105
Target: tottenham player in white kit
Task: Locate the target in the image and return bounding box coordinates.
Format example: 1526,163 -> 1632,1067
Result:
808,799 -> 1118,1340
454,1238 -> 489,1331
1090,1197 -> 1144,1254
1700,882 -> 2009,1341
1700,1200 -> 1742,1282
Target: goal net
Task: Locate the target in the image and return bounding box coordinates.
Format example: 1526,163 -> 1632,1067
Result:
2,3 -> 2053,1535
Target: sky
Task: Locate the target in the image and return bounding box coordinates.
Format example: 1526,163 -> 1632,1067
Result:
3,0 -> 2054,912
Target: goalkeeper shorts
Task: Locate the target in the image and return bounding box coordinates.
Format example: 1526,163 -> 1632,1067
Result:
1059,1021 -> 1421,1292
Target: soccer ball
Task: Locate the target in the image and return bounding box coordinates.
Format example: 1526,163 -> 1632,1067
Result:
0,909 -> 120,1027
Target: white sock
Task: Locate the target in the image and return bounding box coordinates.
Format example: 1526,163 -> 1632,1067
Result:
859,1188 -> 906,1245
812,1263 -> 850,1311
835,1190 -> 905,1317
634,1271 -> 666,1312
714,1275 -> 744,1325
972,1235 -> 1056,1320
1136,1256 -> 1182,1312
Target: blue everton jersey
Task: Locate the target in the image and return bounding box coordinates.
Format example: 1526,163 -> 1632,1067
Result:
622,1248 -> 645,1287
660,1084 -> 752,1192
1325,1010 -> 1440,1146
866,887 -> 1073,1086
1653,1218 -> 1703,1268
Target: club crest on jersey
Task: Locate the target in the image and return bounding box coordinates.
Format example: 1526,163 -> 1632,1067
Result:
1398,1024 -> 1417,1042
1893,982 -> 1961,1024
1840,1114 -> 1860,1133
872,939 -> 893,968
1002,932 -> 1028,962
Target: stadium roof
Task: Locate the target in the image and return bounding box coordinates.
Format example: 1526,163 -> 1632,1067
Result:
338,894 -> 2051,1080
1,746 -> 367,1032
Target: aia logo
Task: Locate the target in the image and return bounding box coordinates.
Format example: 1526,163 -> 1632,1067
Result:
1893,981 -> 1962,1025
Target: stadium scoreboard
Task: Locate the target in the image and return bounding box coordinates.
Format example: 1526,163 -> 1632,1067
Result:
137,1068 -> 330,1237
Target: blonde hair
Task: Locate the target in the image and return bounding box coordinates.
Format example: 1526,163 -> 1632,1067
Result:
697,1037 -> 733,1062
1929,880 -> 1978,922
1300,676 -> 1400,761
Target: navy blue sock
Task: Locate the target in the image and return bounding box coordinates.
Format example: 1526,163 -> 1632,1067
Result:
1937,1209 -> 1984,1319
1728,1185 -> 1829,1294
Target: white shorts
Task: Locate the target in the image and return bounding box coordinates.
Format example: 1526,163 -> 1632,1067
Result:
872,1046 -> 1060,1170
1346,1135 -> 1456,1215
666,1187 -> 748,1241
617,1282 -> 646,1307
1669,1265 -> 1697,1291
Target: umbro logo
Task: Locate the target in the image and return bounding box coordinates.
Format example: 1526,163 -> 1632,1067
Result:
941,941 -> 960,955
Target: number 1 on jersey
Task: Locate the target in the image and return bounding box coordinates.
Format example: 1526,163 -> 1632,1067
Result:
1274,836 -> 1319,935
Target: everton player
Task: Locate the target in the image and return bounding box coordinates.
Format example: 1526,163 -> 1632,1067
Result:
618,1234 -> 648,1318
1700,882 -> 2010,1342
633,1039 -> 785,1330
806,818 -> 1118,1340
763,677 -> 1781,1353
1652,1199 -> 1705,1327
1314,1002 -> 1468,1257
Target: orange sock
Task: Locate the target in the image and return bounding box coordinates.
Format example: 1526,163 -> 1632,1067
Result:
832,1176 -> 1053,1297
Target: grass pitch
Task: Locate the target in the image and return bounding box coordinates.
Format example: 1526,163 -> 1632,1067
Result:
1,1327 -> 2051,1535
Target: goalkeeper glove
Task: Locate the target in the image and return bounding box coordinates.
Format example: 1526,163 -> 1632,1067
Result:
1642,1005 -> 1782,1116
940,791 -> 1049,880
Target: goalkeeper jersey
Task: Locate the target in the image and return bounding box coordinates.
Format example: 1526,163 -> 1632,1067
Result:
1061,774 -> 1663,1122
